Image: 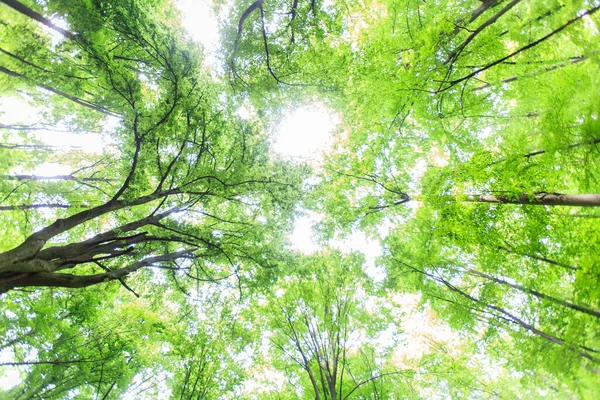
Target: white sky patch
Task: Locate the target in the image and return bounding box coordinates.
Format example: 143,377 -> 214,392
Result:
289,211 -> 386,281
1,98 -> 116,154
0,348 -> 19,391
36,130 -> 109,154
272,105 -> 338,160
390,292 -> 461,369
236,105 -> 252,120
583,14 -> 600,35
330,231 -> 385,282
176,0 -> 219,65
30,162 -> 72,177
1,98 -> 41,123
289,211 -> 322,254
407,158 -> 427,192
122,370 -> 172,400
43,16 -> 69,47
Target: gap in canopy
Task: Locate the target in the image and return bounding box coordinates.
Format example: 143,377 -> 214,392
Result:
271,104 -> 338,161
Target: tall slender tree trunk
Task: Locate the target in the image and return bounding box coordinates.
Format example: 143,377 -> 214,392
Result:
551,212 -> 600,219
443,277 -> 599,363
4,175 -> 112,183
497,246 -> 577,272
467,268 -> 599,318
0,203 -> 75,211
474,56 -> 588,92
464,193 -> 600,207
470,0 -> 505,23
439,4 -> 600,92
395,260 -> 599,363
452,0 -> 507,35
448,0 -> 523,63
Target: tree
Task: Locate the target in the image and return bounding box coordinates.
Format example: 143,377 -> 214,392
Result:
249,252 -> 412,399
0,0 -> 305,293
0,277 -> 247,398
302,0 -> 600,393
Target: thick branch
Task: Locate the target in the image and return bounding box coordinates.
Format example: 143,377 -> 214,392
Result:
0,0 -> 76,40
447,0 -> 523,65
0,190 -> 180,269
36,208 -> 179,263
0,250 -> 194,292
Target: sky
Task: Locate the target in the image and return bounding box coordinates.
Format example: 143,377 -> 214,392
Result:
271,105 -> 338,159
176,0 -> 219,65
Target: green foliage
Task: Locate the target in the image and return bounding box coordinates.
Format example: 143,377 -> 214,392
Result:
1,0 -> 599,398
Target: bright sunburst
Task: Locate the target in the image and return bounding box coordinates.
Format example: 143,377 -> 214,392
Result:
271,105 -> 338,159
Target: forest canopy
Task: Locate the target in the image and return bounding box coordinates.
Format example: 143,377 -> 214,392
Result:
0,0 -> 599,398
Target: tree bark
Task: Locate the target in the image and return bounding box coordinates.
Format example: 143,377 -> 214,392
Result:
0,250 -> 193,293
551,213 -> 600,219
439,4 -> 600,92
464,193 -> 600,207
448,0 -> 523,64
0,190 -> 173,269
470,0 -> 505,24
5,175 -> 112,183
473,56 -> 588,92
452,0 -> 507,35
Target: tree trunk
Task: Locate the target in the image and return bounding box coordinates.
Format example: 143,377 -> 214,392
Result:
451,0 -> 507,35
470,0 -> 505,24
0,190 -> 175,268
497,246 -> 577,272
464,193 -> 600,207
551,213 -> 600,219
5,175 -> 112,183
443,277 -> 599,362
395,260 -> 599,362
473,56 -> 588,92
467,268 -> 600,318
439,4 -> 600,92
448,0 -> 523,64
0,250 -> 191,293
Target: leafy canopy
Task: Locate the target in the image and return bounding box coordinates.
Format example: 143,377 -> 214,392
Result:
1,0 -> 600,398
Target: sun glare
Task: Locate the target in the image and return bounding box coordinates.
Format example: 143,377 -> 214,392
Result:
176,0 -> 219,52
272,106 -> 338,160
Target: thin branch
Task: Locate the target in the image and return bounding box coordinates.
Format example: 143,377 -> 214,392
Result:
438,5 -> 600,93
0,66 -> 120,117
